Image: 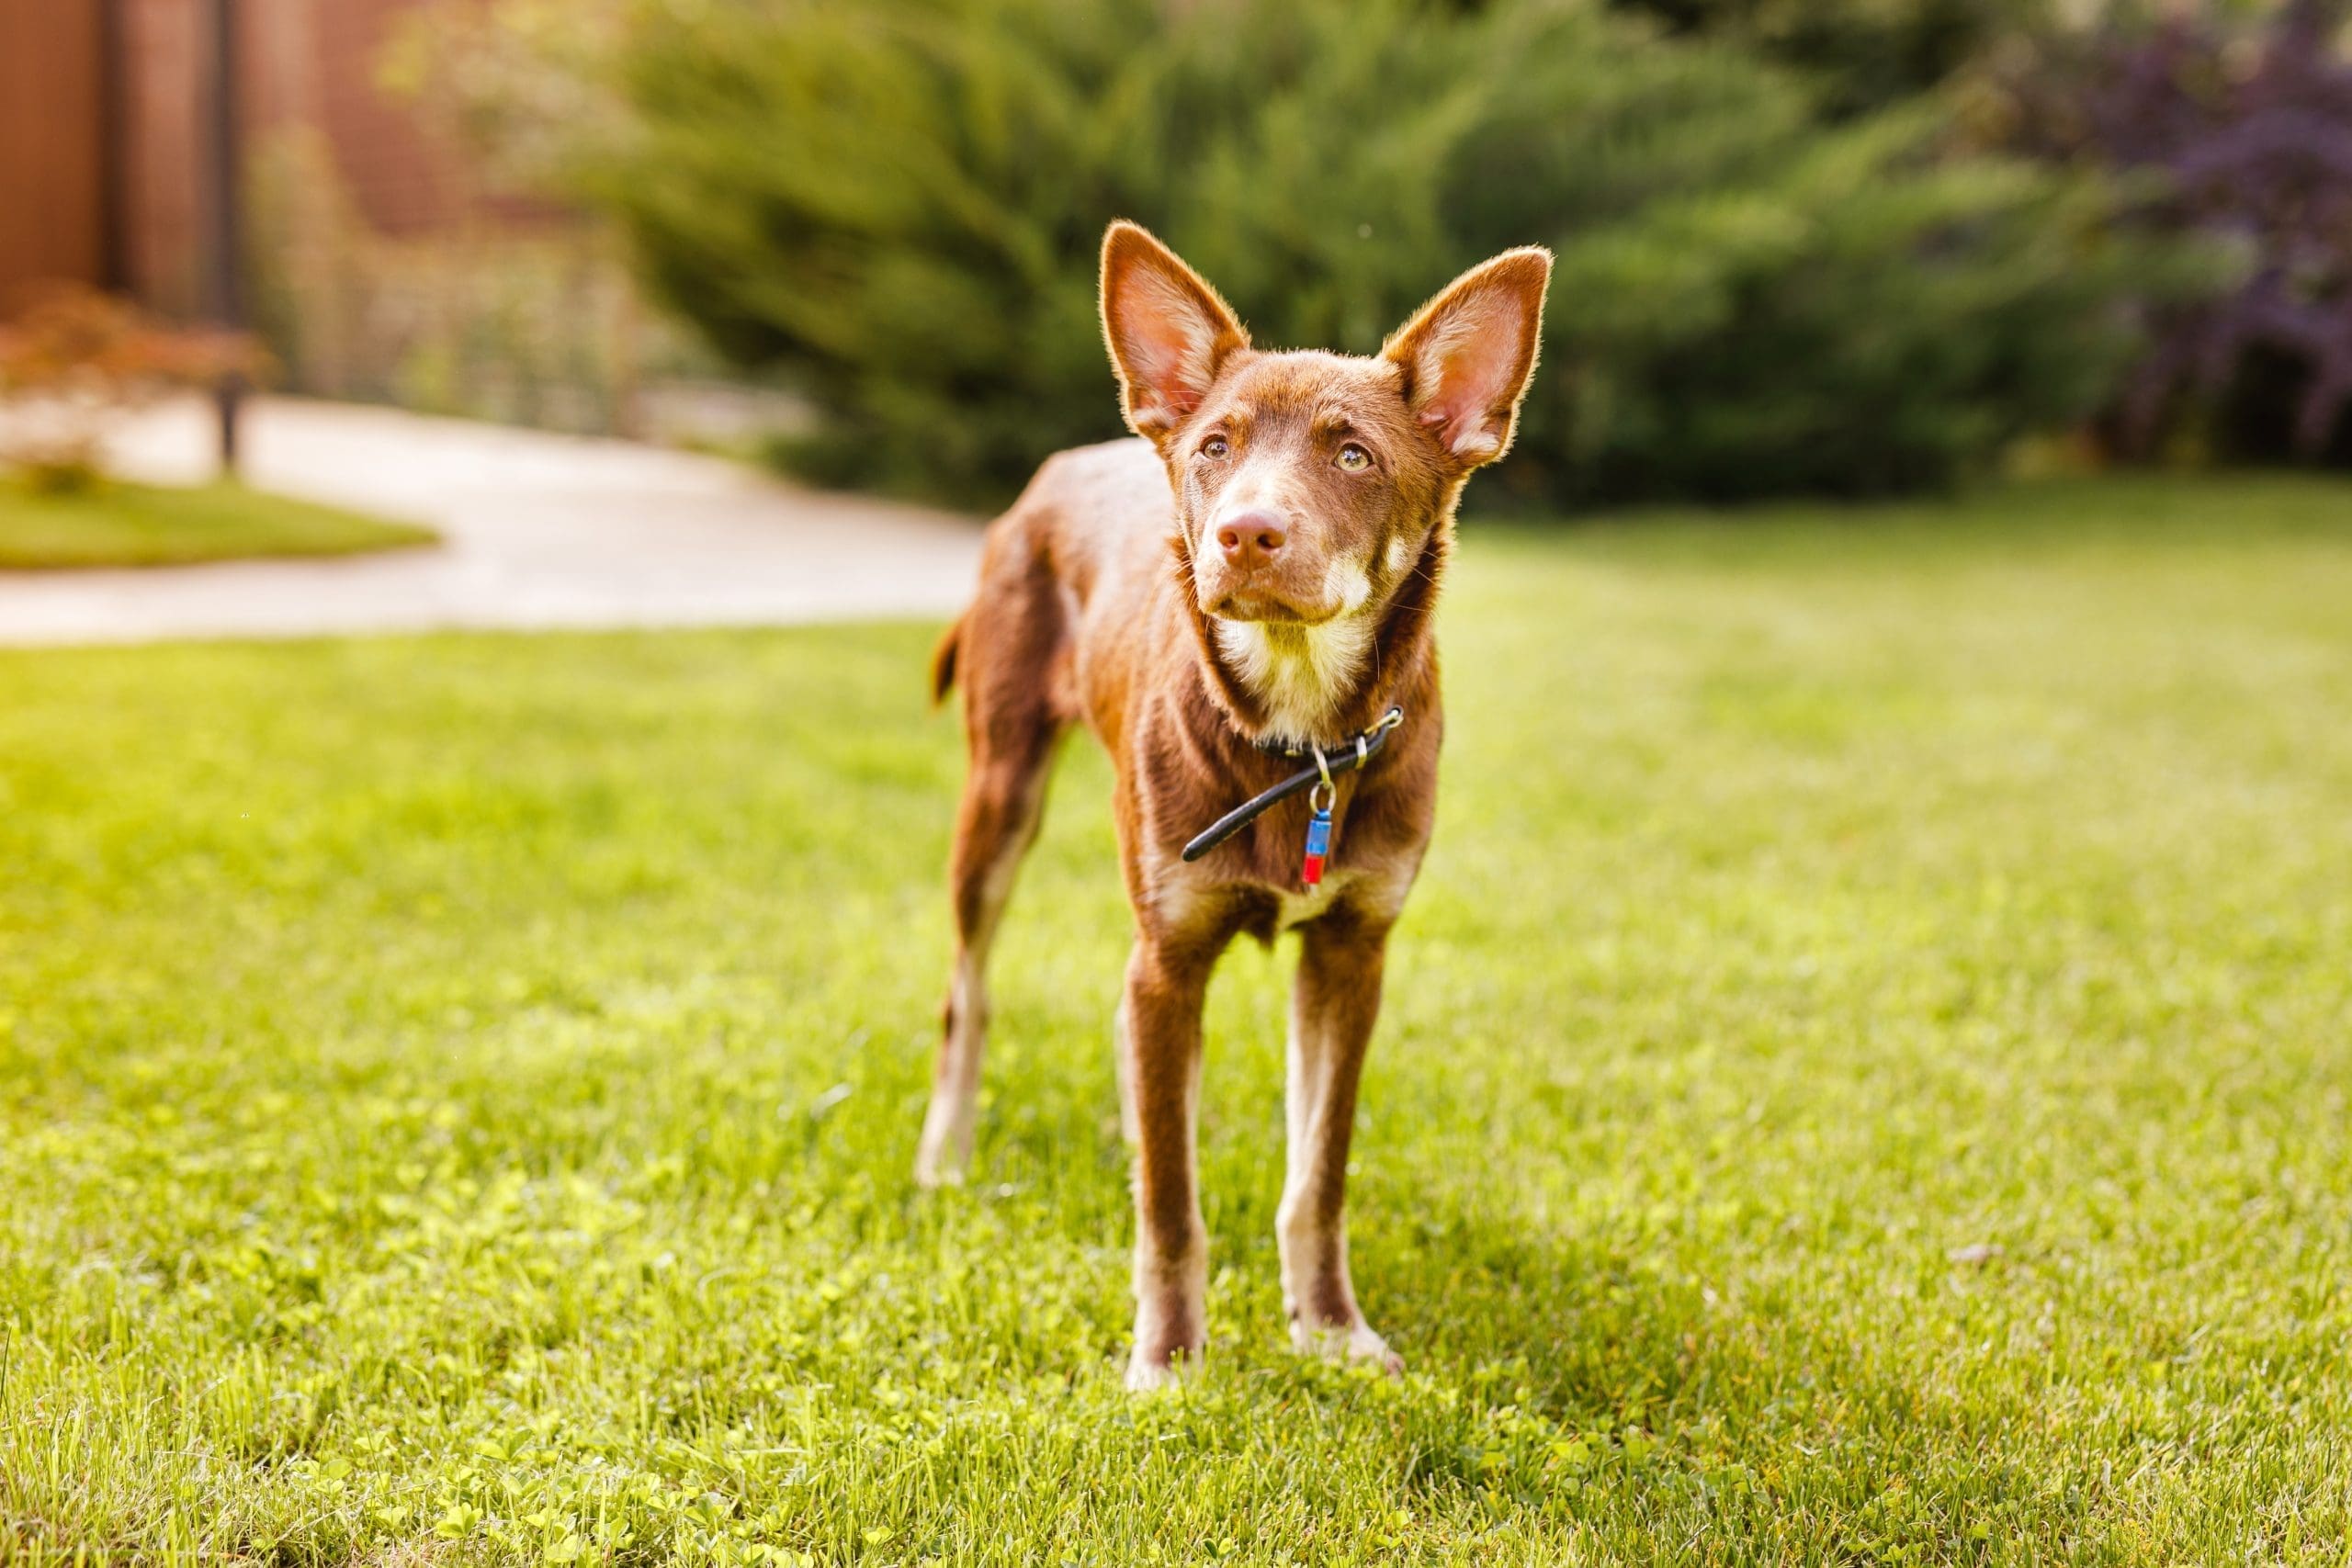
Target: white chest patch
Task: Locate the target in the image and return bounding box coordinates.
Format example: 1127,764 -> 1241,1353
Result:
1214,614 -> 1375,748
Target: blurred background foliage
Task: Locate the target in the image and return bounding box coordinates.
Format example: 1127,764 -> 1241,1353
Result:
1987,0 -> 2352,467
1613,0 -> 2042,116
384,0 -> 2351,511
245,126 -> 648,435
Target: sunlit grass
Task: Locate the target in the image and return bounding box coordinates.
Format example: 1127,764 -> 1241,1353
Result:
0,479 -> 432,570
2,473 -> 2348,1563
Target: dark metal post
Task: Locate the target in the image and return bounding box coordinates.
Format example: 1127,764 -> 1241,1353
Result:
205,0 -> 245,474
96,0 -> 129,293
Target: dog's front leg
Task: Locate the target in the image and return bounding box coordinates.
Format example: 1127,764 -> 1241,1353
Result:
1120,934 -> 1213,1390
1279,908 -> 1403,1371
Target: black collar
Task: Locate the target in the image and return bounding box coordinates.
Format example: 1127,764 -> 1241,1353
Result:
1181,707 -> 1406,863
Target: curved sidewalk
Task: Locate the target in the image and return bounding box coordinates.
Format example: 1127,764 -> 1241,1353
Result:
0,399 -> 984,646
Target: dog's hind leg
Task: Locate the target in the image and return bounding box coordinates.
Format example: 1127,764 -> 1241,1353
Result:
915,587 -> 1066,1187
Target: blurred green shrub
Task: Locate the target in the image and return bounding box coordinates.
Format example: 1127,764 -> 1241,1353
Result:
1612,0 -> 2047,117
594,0 -> 2211,506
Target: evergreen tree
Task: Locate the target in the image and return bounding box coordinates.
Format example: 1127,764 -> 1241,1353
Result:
595,0 -> 2206,506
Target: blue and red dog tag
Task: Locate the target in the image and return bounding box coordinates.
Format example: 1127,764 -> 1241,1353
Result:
1301,781 -> 1336,887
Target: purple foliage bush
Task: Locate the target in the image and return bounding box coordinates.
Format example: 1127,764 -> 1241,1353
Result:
2013,0 -> 2352,461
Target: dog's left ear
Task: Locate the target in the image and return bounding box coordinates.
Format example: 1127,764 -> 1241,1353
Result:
1383,247 -> 1553,468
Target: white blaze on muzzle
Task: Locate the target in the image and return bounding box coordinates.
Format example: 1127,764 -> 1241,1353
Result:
1204,459 -> 1299,544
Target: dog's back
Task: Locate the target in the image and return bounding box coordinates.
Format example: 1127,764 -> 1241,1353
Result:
932,436 -> 1170,735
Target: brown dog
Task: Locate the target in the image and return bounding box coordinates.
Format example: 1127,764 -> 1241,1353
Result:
919,220 -> 1551,1388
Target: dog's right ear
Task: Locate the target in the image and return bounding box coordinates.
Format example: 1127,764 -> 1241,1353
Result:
1101,220 -> 1250,449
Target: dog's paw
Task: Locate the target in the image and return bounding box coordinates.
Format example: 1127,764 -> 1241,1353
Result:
1291,1316 -> 1404,1375
912,1095 -> 976,1190
910,1151 -> 966,1190
910,1127 -> 971,1189
1123,1343 -> 1202,1393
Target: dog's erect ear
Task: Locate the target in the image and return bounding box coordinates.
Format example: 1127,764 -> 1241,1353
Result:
1101,220 -> 1250,447
1383,247 -> 1552,468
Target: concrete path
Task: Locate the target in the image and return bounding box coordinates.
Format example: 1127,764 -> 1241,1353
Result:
0,398 -> 984,646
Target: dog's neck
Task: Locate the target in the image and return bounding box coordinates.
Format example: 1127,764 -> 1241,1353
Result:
1210,618 -> 1379,749
1178,525 -> 1450,751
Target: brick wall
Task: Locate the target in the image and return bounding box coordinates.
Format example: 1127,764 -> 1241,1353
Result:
2,0 -> 517,317
118,0 -> 206,314
287,0 -> 467,236
0,0 -> 109,307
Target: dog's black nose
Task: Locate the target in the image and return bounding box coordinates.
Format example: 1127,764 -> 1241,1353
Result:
1215,511 -> 1286,568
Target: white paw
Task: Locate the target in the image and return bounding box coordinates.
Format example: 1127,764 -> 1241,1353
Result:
1124,1345 -> 1200,1393
1292,1316 -> 1403,1374
910,1145 -> 967,1190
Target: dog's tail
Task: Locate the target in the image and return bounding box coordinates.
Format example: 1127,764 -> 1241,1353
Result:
929,610 -> 968,706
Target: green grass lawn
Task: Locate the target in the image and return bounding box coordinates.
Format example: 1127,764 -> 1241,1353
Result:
0,479 -> 434,570
3,474 -> 2349,1564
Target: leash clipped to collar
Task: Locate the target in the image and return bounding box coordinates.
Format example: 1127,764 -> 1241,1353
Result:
1181,707 -> 1406,877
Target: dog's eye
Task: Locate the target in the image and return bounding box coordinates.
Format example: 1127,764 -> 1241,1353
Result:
1201,435 -> 1229,459
1336,443 -> 1373,472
